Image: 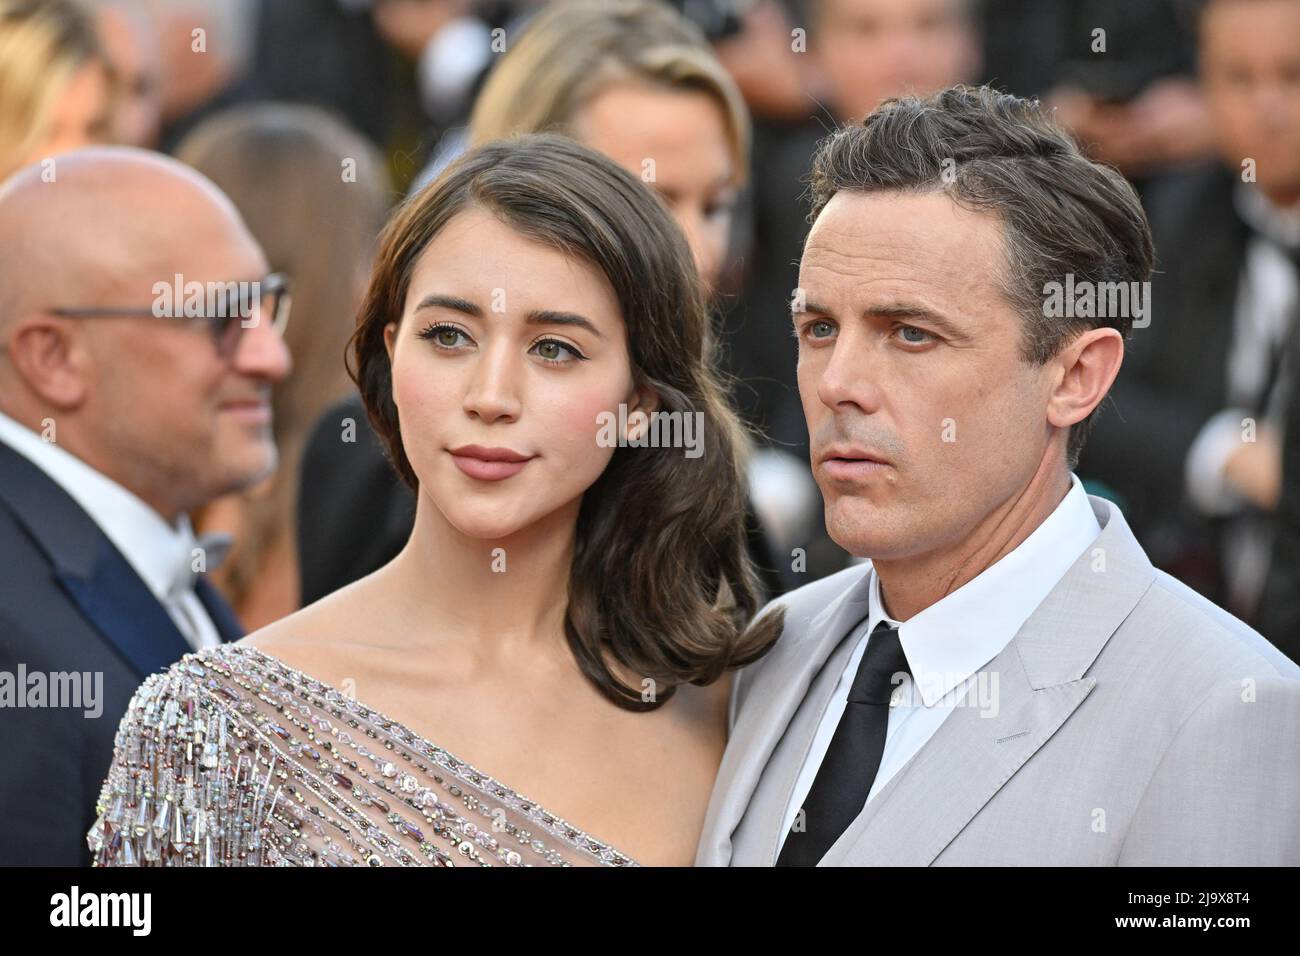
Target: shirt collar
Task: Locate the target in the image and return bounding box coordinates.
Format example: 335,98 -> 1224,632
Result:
866,471 -> 1102,707
1234,182 -> 1300,251
0,408 -> 197,600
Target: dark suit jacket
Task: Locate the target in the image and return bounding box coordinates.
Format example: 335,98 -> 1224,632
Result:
298,393 -> 791,606
725,117 -> 826,457
0,443 -> 243,866
297,394 -> 415,605
1258,319 -> 1300,659
1078,163 -> 1251,607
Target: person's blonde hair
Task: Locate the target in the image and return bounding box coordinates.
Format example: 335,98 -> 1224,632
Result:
0,0 -> 102,180
468,0 -> 750,187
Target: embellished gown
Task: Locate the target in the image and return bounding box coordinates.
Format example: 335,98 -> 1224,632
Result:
87,643 -> 640,866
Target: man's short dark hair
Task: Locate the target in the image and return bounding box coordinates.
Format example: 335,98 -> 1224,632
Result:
807,84 -> 1155,470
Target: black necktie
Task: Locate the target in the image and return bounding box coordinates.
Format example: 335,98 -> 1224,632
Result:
776,620 -> 910,867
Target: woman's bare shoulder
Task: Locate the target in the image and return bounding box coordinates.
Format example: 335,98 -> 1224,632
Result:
670,670 -> 733,729
236,575 -> 387,674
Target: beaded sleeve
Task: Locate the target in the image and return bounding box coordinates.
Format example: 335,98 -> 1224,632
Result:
88,645 -> 638,867
89,658 -> 291,865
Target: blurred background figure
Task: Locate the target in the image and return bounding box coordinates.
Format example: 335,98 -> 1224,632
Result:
0,148 -> 290,863
149,0 -> 260,151
94,0 -> 163,147
461,0 -> 749,294
0,0 -> 110,180
1261,322 -> 1300,654
981,0 -> 1215,182
251,0 -> 519,193
812,0 -> 979,124
176,103 -> 391,630
1079,0 -> 1300,640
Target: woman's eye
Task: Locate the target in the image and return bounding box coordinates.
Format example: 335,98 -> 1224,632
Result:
417,323 -> 471,349
531,339 -> 585,363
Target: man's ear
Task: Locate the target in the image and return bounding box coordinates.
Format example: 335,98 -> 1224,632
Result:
7,316 -> 90,410
1046,327 -> 1124,431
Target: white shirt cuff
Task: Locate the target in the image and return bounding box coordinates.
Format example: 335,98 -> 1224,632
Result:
418,17 -> 493,123
1185,408 -> 1254,516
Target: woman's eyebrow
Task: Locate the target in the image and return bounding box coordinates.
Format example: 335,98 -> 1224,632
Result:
414,294 -> 603,338
414,293 -> 480,316
526,310 -> 603,338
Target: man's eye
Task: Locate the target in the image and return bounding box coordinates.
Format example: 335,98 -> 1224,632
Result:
897,325 -> 932,345
807,320 -> 836,339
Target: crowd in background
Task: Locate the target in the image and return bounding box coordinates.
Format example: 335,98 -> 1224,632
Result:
2,0 -> 1298,659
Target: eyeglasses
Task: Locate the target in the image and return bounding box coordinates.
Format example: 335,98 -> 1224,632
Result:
49,272 -> 293,359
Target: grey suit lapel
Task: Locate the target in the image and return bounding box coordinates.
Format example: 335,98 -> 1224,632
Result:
699,565 -> 875,865
820,496 -> 1158,865
743,611 -> 875,864
707,494 -> 1157,867
818,643 -> 1095,864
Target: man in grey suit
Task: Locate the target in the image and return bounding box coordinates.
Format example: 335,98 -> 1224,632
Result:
697,85 -> 1300,866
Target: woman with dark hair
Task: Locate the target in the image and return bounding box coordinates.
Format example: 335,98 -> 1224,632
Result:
88,132 -> 782,868
299,0 -> 804,612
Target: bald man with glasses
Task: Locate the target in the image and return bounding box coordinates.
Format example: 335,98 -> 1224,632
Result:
0,147 -> 291,865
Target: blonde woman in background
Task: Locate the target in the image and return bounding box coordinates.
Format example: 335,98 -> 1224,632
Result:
464,0 -> 749,294
177,103 -> 391,629
0,0 -> 110,181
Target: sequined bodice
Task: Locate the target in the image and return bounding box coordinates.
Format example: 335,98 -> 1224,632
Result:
88,643 -> 640,866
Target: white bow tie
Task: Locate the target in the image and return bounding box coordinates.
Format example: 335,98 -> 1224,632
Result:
166,531 -> 234,599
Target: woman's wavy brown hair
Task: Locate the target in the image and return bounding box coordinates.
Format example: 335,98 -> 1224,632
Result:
349,132 -> 782,711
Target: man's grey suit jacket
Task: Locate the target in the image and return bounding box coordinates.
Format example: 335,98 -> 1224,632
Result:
696,494 -> 1300,865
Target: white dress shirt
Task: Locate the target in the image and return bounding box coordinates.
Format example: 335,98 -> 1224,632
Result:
0,409 -> 222,651
777,471 -> 1103,855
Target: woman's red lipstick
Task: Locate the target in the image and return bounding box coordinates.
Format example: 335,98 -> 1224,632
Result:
448,444 -> 535,481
